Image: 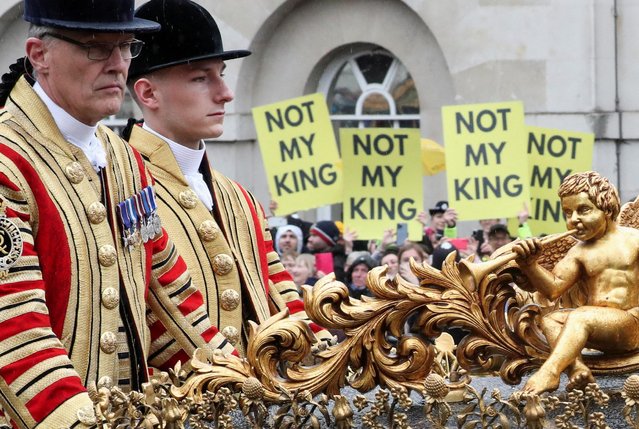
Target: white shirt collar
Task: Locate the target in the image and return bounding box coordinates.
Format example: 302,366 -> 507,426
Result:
142,123 -> 213,210
142,123 -> 205,175
33,82 -> 107,172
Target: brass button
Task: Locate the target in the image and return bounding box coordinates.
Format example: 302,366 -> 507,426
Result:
97,376 -> 113,389
212,254 -> 234,276
87,202 -> 107,224
98,245 -> 117,267
198,220 -> 220,242
77,405 -> 97,426
100,331 -> 117,354
178,189 -> 198,209
101,287 -> 119,309
222,326 -> 240,346
65,161 -> 85,184
220,289 -> 240,311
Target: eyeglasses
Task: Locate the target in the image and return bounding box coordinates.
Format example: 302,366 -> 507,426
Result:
41,32 -> 144,61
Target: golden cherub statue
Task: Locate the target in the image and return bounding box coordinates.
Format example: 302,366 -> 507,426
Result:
511,171 -> 639,394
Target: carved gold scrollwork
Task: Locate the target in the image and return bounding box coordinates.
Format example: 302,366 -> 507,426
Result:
303,272 -> 435,394
169,220 -> 639,404
171,269 -> 437,402
408,253 -> 545,384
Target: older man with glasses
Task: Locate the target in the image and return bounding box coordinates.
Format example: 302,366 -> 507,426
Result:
0,1 -> 234,427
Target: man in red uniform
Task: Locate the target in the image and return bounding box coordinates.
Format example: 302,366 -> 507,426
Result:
0,1 -> 231,427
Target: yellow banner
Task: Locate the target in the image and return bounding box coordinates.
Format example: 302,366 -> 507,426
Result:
523,126 -> 594,235
252,93 -> 342,215
340,128 -> 423,240
442,101 -> 529,220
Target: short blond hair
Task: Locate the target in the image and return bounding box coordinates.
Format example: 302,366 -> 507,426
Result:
295,253 -> 316,275
558,171 -> 620,220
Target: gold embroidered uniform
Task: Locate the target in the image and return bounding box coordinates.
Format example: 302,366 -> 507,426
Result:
128,126 -> 330,354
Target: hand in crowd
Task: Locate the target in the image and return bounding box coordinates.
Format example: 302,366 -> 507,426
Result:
381,228 -> 395,248
342,227 -> 358,254
443,207 -> 458,227
416,211 -> 429,226
367,228 -> 396,255
459,236 -> 478,259
480,240 -> 495,257
399,261 -> 419,284
517,203 -> 529,225
269,199 -> 278,216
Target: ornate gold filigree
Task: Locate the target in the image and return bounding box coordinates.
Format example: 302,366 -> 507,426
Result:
302,271 -> 436,394
171,309 -> 314,403
172,270 -> 435,403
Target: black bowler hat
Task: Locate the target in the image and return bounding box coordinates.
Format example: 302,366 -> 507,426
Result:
23,0 -> 160,33
128,0 -> 251,80
429,200 -> 449,216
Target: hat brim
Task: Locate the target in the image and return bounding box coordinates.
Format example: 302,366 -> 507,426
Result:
129,49 -> 251,80
32,16 -> 161,33
489,228 -> 510,237
429,209 -> 445,216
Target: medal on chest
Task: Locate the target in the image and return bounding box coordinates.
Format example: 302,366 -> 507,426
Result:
117,186 -> 162,251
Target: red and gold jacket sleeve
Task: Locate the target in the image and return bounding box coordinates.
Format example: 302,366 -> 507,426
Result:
0,161 -> 93,429
145,227 -> 237,370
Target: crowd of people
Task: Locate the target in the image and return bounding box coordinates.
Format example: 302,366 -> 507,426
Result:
269,200 -> 534,299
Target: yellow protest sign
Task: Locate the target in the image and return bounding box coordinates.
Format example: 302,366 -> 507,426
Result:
442,101 -> 529,221
252,93 -> 342,215
421,138 -> 446,176
340,128 -> 423,240
524,126 -> 594,235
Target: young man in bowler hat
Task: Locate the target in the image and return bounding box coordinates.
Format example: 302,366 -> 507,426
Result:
0,1 -> 234,427
124,0 -> 332,355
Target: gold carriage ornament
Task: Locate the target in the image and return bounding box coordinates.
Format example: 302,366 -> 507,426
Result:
88,170 -> 639,428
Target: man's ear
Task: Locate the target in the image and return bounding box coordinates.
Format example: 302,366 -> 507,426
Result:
25,37 -> 48,76
133,78 -> 160,110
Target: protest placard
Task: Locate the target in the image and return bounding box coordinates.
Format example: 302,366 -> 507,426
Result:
252,93 -> 342,215
340,128 -> 423,240
518,126 -> 594,235
442,101 -> 529,220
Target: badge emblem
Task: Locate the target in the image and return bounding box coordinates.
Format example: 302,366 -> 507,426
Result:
0,216 -> 23,271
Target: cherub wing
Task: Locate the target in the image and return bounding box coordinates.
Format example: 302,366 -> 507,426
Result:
618,196 -> 639,229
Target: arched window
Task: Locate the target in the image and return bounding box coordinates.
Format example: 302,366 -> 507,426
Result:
323,49 -> 420,131
314,47 -> 420,219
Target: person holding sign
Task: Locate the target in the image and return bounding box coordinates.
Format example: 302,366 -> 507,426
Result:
512,171 -> 639,394
123,0 -> 332,355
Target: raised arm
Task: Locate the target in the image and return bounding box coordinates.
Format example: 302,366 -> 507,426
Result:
512,237 -> 581,301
